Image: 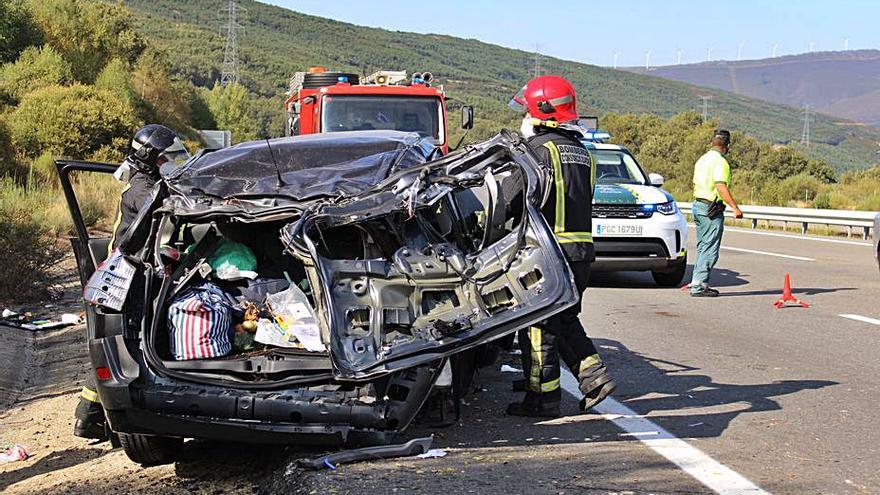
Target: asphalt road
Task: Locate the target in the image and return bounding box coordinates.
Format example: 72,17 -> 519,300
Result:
2,226 -> 878,494
285,226 -> 880,494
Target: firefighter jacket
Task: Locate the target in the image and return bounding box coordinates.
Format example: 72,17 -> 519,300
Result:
527,127 -> 595,262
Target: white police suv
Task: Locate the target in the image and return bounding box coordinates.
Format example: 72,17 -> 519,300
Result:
583,134 -> 688,286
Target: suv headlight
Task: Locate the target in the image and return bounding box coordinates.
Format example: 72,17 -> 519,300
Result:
656,201 -> 678,215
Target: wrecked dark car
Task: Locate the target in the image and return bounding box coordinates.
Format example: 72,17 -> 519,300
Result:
57,130 -> 577,465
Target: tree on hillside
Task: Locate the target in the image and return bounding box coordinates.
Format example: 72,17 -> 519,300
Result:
207,82 -> 259,143
0,45 -> 73,102
0,0 -> 42,64
131,47 -> 193,133
26,0 -> 145,82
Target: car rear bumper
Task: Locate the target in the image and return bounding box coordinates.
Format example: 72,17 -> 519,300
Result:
91,335 -> 439,445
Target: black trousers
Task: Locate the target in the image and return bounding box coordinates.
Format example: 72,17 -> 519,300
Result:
75,371 -> 104,423
518,260 -> 599,398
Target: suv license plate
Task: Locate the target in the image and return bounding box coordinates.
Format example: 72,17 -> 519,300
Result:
596,224 -> 643,236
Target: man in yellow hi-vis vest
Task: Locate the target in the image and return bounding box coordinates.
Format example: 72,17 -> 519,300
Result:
689,130 -> 743,297
506,76 -> 616,417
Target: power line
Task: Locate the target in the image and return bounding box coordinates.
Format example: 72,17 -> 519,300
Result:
220,0 -> 245,86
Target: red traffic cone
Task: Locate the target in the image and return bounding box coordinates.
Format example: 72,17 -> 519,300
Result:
773,273 -> 810,308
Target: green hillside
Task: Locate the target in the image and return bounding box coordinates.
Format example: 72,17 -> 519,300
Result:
126,0 -> 880,172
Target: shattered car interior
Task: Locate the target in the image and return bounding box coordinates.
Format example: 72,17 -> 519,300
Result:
58,129 -> 577,451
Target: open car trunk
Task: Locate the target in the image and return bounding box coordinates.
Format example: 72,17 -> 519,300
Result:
135,130 -> 576,385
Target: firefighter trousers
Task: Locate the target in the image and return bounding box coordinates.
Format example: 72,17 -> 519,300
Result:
74,372 -> 104,424
518,260 -> 600,400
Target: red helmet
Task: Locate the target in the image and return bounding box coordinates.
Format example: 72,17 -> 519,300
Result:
509,75 -> 578,122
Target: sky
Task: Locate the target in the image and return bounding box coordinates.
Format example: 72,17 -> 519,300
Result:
265,0 -> 878,68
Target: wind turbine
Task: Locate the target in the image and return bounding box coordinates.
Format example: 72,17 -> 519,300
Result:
809,41 -> 815,52
844,38 -> 849,50
677,49 -> 683,65
772,43 -> 779,57
613,51 -> 620,69
737,42 -> 744,61
706,47 -> 713,62
645,50 -> 652,70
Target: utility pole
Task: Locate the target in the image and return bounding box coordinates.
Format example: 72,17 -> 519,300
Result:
737,42 -> 744,61
698,95 -> 712,121
772,43 -> 779,57
801,104 -> 811,146
532,44 -> 542,78
220,0 -> 245,86
645,50 -> 651,70
613,51 -> 620,69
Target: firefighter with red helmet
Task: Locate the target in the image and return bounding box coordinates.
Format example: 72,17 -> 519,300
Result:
506,75 -> 616,417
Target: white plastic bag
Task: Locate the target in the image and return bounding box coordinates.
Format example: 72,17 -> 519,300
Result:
258,285 -> 324,352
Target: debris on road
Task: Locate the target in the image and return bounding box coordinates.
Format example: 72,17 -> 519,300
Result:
0,443 -> 29,463
415,449 -> 447,459
297,437 -> 434,470
1,308 -> 83,330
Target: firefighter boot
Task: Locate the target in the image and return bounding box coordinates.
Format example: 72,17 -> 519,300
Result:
506,390 -> 561,418
578,357 -> 617,412
74,393 -> 108,441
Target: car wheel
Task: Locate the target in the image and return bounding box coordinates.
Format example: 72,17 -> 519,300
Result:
652,258 -> 687,287
118,432 -> 183,466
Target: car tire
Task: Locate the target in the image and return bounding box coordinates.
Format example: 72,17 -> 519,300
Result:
652,258 -> 687,287
118,432 -> 183,466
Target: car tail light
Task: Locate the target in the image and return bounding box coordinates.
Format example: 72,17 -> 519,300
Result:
96,367 -> 112,381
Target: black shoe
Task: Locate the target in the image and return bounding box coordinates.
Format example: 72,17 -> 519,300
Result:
506,392 -> 560,418
690,287 -> 719,297
578,366 -> 617,412
74,418 -> 108,441
511,378 -> 527,392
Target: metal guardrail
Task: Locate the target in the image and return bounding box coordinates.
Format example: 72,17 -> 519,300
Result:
678,202 -> 878,239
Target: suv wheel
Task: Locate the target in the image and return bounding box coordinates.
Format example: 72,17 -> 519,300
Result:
118,432 -> 183,465
652,258 -> 687,287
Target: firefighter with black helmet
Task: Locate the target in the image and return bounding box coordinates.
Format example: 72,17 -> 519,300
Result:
74,124 -> 189,441
506,76 -> 616,417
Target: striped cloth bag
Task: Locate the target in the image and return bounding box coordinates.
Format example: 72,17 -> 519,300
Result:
167,282 -> 236,360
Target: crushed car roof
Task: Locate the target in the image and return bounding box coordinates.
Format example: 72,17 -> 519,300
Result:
164,130 -> 437,200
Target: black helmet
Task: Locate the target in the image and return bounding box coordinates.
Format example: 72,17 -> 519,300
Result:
127,124 -> 190,174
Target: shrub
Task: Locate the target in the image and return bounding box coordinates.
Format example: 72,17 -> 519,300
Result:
0,0 -> 42,64
0,45 -> 73,102
26,0 -> 145,82
0,179 -> 65,302
8,83 -> 138,159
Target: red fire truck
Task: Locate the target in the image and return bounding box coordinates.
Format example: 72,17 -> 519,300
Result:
284,68 -> 473,154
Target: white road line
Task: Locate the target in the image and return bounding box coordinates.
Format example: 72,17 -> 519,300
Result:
688,224 -> 872,247
721,246 -> 815,262
839,314 -> 880,326
560,371 -> 770,495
